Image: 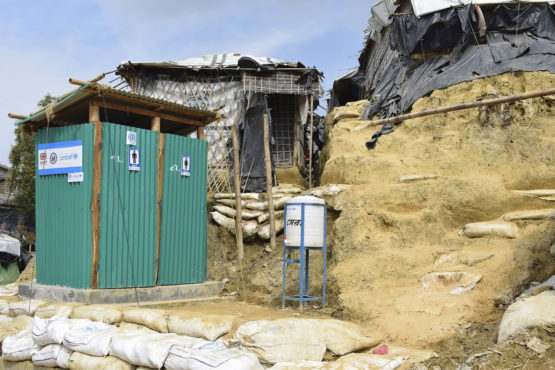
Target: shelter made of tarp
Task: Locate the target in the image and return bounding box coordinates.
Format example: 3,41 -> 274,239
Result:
331,1 -> 555,115
411,0 -> 555,17
0,234 -> 20,257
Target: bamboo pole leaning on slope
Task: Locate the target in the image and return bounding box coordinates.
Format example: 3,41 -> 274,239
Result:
231,122 -> 244,260
264,114 -> 277,251
352,88 -> 555,132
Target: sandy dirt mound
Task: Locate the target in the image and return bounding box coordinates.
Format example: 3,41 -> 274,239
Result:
318,71 -> 555,346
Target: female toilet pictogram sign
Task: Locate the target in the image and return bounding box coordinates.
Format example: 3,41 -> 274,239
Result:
181,155 -> 191,176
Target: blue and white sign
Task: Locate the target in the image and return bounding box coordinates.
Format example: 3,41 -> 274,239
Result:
181,155 -> 191,177
126,131 -> 137,145
68,172 -> 84,183
38,140 -> 83,175
129,148 -> 140,171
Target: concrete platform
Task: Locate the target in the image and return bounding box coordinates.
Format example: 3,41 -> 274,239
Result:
19,280 -> 225,304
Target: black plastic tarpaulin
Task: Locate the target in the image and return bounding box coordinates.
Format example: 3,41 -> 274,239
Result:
331,3 -> 555,121
230,97 -> 277,193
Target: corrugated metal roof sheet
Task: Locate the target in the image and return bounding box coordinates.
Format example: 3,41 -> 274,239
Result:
16,84 -> 217,127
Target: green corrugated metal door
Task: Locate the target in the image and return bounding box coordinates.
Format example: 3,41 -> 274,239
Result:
35,124 -> 95,289
98,123 -> 158,288
158,134 -> 207,285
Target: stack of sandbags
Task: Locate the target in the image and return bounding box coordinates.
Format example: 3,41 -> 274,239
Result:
210,185 -> 304,241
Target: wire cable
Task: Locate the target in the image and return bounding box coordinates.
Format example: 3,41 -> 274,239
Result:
99,92 -> 141,307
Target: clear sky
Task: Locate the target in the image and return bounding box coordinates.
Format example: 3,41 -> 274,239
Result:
0,0 -> 374,166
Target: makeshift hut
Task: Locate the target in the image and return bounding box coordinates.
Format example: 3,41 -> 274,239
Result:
332,0 -> 555,117
9,79 -> 218,289
116,54 -> 324,193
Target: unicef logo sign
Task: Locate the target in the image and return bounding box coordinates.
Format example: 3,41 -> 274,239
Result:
49,153 -> 57,164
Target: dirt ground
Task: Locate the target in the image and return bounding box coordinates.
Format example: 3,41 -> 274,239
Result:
206,71 -> 555,366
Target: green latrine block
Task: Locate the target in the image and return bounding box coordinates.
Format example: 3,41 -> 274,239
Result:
35,122 -> 207,289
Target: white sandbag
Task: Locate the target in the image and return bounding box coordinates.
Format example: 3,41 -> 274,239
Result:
34,303 -> 73,319
213,205 -> 264,220
307,319 -> 381,356
257,211 -> 284,224
33,318 -> 93,346
122,308 -> 168,333
2,330 -> 41,361
9,300 -> 46,317
32,344 -> 71,368
234,319 -> 326,364
245,197 -> 291,211
165,341 -> 263,370
382,345 -> 437,363
0,299 -> 11,315
325,353 -> 406,370
273,186 -> 303,194
210,212 -> 260,240
460,221 -> 518,238
501,208 -> 555,221
270,361 -> 326,369
497,290 -> 555,342
63,322 -> 116,356
513,189 -> 555,197
0,315 -> 34,343
421,272 -> 482,295
0,315 -> 13,324
68,352 -> 135,370
167,313 -> 234,341
306,185 -> 347,198
71,305 -> 122,324
257,218 -> 284,240
109,330 -> 207,369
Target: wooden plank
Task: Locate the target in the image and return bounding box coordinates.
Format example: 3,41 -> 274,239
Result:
90,100 -> 206,127
155,133 -> 165,284
90,122 -> 103,289
84,88 -> 215,120
151,116 -> 161,132
197,127 -> 205,140
264,114 -> 276,250
231,123 -> 244,260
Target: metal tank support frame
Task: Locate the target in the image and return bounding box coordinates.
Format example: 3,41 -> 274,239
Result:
282,202 -> 327,310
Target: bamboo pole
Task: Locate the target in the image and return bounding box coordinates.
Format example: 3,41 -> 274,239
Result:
8,113 -> 28,120
353,87 -> 555,132
308,95 -> 314,189
264,114 -> 277,251
231,122 -> 244,260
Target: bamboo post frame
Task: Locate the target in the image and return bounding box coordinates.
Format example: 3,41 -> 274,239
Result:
308,95 -> 314,189
231,123 -> 244,260
154,133 -> 165,284
90,122 -> 102,289
264,114 -> 277,251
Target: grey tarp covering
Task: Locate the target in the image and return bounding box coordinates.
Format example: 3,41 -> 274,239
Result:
0,234 -> 20,257
331,3 -> 555,119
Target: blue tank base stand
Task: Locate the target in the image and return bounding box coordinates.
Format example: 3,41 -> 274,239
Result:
281,199 -> 327,312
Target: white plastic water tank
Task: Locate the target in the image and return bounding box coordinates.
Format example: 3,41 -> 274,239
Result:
284,196 -> 326,247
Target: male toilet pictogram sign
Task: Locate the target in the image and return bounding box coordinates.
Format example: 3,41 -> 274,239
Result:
181,155 -> 191,177
129,148 -> 140,171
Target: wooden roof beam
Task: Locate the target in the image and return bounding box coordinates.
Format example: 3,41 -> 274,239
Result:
90,100 -> 206,127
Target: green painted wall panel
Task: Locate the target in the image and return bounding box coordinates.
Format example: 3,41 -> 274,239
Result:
35,124 -> 95,289
158,134 -> 207,285
98,123 -> 158,288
